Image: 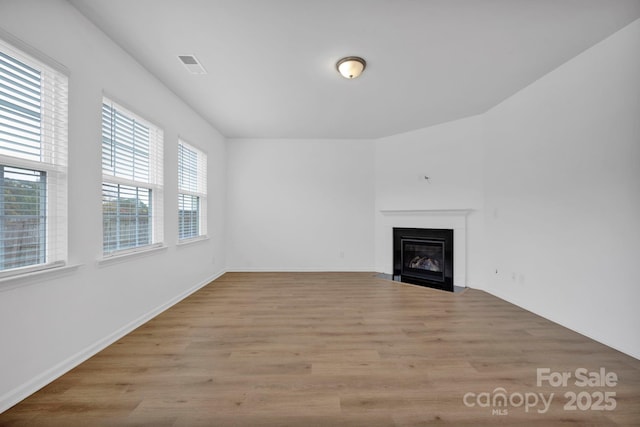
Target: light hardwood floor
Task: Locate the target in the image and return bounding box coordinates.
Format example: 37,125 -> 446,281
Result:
1,272 -> 639,426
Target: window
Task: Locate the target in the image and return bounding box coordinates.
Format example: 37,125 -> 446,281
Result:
178,140 -> 206,240
0,39 -> 68,276
101,98 -> 163,255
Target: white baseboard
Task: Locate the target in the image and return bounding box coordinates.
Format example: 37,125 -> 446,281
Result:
0,269 -> 226,414
227,267 -> 376,273
464,280 -> 483,290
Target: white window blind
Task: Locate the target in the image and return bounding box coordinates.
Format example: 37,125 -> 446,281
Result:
102,98 -> 163,255
0,39 -> 68,277
178,140 -> 206,240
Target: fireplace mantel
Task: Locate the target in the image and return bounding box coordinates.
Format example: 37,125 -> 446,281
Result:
380,209 -> 474,216
376,209 -> 473,287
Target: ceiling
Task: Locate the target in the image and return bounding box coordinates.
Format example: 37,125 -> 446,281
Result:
68,0 -> 640,139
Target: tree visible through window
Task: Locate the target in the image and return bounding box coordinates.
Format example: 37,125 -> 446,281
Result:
102,183 -> 151,253
0,167 -> 46,270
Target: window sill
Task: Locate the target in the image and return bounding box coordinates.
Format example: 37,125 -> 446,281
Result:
0,263 -> 81,292
97,244 -> 168,267
176,235 -> 209,247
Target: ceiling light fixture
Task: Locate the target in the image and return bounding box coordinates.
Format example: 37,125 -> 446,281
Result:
336,56 -> 366,79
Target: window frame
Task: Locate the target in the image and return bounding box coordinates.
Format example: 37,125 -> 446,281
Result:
101,97 -> 164,257
177,139 -> 207,242
0,37 -> 68,279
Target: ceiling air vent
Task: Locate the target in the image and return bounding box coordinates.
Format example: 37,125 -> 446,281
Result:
178,55 -> 207,74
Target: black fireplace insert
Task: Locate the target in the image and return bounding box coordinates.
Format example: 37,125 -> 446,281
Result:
393,228 -> 453,291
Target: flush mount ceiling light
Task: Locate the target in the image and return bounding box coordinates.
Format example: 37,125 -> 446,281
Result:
336,56 -> 366,79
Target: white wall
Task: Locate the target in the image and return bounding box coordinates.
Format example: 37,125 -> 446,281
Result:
374,116 -> 485,287
227,139 -> 375,271
0,0 -> 227,411
483,19 -> 640,358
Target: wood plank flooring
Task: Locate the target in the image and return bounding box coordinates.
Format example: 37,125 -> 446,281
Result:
1,272 -> 639,426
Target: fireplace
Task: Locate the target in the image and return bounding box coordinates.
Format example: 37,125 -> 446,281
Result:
393,228 -> 454,291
